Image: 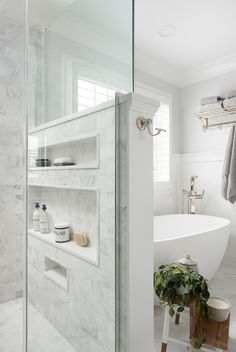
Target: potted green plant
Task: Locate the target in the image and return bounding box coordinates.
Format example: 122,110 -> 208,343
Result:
154,263 -> 210,349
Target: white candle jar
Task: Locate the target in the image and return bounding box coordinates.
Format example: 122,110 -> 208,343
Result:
54,223 -> 71,243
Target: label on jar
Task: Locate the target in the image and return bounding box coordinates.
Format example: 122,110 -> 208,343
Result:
54,228 -> 70,242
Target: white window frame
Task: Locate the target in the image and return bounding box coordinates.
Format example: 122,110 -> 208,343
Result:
62,54 -> 130,115
135,81 -> 173,190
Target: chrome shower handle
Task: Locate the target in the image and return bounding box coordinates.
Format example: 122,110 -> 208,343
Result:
136,116 -> 166,137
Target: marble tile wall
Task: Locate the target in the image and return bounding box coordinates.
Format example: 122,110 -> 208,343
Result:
0,5 -> 24,303
28,105 -> 116,352
29,25 -> 44,128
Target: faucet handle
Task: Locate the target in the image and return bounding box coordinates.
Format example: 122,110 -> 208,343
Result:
194,190 -> 204,199
191,175 -> 198,182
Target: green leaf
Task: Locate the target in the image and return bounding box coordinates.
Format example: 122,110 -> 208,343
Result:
169,307 -> 175,317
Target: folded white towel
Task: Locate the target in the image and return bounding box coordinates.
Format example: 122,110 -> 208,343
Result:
196,101 -> 223,114
201,96 -> 222,105
225,90 -> 236,99
223,97 -> 236,109
222,126 -> 236,203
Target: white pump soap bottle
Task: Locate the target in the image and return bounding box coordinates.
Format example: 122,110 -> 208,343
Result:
33,202 -> 40,231
40,204 -> 50,234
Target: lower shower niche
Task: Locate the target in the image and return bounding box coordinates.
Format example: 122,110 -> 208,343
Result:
28,184 -> 99,265
44,256 -> 69,291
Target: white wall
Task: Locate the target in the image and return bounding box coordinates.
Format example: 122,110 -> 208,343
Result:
118,93 -> 159,352
180,71 -> 236,264
140,64 -> 236,264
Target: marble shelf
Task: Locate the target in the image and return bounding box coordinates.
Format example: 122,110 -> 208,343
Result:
29,161 -> 98,171
28,184 -> 98,191
29,229 -> 98,266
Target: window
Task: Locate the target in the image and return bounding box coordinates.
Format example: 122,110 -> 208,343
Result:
153,102 -> 170,183
63,55 -> 130,115
77,77 -> 116,112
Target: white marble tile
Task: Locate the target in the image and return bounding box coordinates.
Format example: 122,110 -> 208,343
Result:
27,106 -> 116,352
0,298 -> 76,352
0,6 -> 24,304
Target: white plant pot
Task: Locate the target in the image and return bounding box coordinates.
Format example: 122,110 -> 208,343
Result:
207,297 -> 231,322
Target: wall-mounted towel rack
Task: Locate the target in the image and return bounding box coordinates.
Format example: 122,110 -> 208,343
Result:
194,107 -> 236,131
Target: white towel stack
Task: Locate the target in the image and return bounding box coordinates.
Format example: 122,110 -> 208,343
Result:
223,90 -> 236,109
201,96 -> 222,105
196,100 -> 223,114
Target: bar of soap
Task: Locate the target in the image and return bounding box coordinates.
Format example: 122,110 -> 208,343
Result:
74,233 -> 89,247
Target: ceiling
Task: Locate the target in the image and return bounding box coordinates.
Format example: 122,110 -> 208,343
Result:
135,0 -> 236,85
3,0 -> 236,86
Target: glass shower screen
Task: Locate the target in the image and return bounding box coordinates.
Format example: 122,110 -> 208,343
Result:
27,0 -> 133,351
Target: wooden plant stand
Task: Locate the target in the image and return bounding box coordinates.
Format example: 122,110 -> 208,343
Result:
190,302 -> 230,351
160,300 -> 230,352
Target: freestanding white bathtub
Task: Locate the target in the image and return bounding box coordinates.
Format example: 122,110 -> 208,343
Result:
154,214 -> 230,280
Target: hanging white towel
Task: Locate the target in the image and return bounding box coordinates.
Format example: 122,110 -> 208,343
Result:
222,125 -> 236,203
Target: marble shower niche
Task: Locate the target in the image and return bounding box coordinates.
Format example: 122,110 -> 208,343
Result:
29,185 -> 99,264
29,133 -> 99,170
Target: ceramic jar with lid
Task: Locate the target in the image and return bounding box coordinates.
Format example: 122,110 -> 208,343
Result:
54,223 -> 70,243
178,254 -> 198,272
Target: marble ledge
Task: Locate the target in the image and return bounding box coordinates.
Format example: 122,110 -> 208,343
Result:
28,230 -> 98,266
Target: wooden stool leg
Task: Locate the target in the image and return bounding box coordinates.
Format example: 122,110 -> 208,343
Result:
175,313 -> 180,325
161,306 -> 171,352
161,342 -> 167,352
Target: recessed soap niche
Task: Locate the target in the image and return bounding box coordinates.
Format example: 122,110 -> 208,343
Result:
28,185 -> 99,265
44,256 -> 69,291
29,133 -> 99,170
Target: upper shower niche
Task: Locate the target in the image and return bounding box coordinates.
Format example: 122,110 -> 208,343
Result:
28,0 -> 133,127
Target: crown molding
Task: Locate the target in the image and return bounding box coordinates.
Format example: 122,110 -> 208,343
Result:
135,49 -> 236,87
182,53 -> 236,86
119,93 -> 160,118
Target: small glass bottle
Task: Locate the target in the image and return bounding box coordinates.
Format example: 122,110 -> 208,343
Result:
40,204 -> 49,234
33,202 -> 40,231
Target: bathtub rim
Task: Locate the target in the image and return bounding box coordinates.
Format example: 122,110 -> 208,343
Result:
153,214 -> 231,243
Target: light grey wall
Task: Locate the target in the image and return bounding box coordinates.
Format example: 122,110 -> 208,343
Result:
44,30 -> 132,123
180,71 -> 236,263
180,70 -> 236,154
0,5 -> 24,303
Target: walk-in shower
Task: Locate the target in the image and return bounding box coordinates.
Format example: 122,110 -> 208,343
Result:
0,1 -> 133,351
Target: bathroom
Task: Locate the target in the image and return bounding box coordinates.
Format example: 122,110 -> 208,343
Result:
0,0 -> 236,352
